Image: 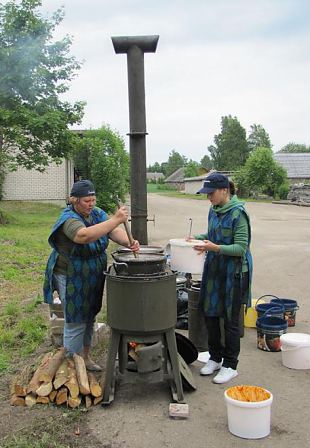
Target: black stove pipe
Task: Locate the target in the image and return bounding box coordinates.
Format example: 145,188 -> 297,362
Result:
111,35 -> 159,245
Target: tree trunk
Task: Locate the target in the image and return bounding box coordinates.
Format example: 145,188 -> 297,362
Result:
38,348 -> 65,383
65,359 -> 79,399
10,365 -> 33,397
27,353 -> 52,394
53,359 -> 68,390
73,354 -> 90,395
87,372 -> 102,398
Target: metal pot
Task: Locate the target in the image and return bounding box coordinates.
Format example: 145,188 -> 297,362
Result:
111,251 -> 167,275
115,245 -> 164,254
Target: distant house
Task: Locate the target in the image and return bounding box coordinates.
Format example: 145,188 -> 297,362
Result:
146,172 -> 164,182
184,170 -> 233,194
274,153 -> 310,184
2,159 -> 74,204
164,167 -> 185,190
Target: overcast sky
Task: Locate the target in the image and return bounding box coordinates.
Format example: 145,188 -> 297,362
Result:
41,0 -> 310,165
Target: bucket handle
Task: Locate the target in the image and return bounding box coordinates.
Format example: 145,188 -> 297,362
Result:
262,306 -> 284,317
255,294 -> 280,311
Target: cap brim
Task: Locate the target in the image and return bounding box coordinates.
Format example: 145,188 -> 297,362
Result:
196,187 -> 216,194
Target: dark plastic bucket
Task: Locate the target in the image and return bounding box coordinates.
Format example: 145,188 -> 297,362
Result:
256,303 -> 285,320
270,298 -> 299,327
256,316 -> 288,352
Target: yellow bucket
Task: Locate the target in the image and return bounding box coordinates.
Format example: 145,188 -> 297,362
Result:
244,298 -> 265,328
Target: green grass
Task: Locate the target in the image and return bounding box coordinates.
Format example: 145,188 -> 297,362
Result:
0,201 -> 62,372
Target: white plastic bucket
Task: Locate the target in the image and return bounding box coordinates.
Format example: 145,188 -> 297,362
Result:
280,333 -> 310,370
169,239 -> 205,274
224,388 -> 273,439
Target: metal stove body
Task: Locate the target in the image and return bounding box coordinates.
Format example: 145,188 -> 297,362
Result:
102,264 -> 184,404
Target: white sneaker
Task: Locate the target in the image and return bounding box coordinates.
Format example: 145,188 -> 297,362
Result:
200,359 -> 222,376
213,367 -> 238,384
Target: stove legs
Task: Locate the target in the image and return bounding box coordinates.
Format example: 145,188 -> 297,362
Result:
102,330 -> 120,404
165,328 -> 184,402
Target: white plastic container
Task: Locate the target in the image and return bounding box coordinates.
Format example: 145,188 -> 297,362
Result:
224,388 -> 273,439
169,239 -> 205,274
280,333 -> 310,370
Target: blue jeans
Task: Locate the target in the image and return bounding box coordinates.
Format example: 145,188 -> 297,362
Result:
52,273 -> 95,355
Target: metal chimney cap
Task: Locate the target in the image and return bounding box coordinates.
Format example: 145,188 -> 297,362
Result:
111,35 -> 159,53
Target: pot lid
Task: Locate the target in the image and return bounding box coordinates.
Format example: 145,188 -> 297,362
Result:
116,245 -> 164,254
280,333 -> 310,347
178,353 -> 196,391
176,276 -> 187,285
176,332 -> 198,364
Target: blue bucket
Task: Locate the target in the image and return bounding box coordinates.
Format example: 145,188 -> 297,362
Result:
256,303 -> 285,320
256,316 -> 288,352
270,298 -> 299,327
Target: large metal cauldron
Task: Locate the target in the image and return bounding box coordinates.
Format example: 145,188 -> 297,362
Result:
106,266 -> 177,332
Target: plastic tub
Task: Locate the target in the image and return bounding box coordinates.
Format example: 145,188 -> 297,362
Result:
169,239 -> 205,274
256,303 -> 285,320
280,333 -> 310,370
224,386 -> 273,439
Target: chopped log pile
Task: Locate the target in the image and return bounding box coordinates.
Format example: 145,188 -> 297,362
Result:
10,349 -> 103,408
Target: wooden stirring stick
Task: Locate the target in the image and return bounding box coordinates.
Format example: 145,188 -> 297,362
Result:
115,197 -> 138,258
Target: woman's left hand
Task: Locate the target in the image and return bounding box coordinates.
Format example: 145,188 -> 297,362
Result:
193,240 -> 220,254
129,239 -> 140,253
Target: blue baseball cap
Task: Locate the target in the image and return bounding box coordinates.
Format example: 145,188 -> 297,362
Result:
197,173 -> 229,194
70,180 -> 96,197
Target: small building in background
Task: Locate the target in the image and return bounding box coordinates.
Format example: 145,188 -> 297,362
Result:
273,153 -> 310,184
164,167 -> 186,190
184,170 -> 233,194
2,159 -> 74,205
146,172 -> 165,182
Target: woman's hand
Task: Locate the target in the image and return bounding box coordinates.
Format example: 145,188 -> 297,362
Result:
129,239 -> 140,253
193,240 -> 220,254
114,206 -> 129,224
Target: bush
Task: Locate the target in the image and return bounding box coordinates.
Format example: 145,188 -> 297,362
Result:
73,126 -> 129,213
276,182 -> 290,200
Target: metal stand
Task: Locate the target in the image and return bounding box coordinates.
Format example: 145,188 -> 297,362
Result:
102,327 -> 184,405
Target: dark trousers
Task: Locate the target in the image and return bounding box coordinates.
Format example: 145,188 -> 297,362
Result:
205,272 -> 249,370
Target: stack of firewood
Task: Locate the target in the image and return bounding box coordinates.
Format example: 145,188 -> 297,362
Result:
10,348 -> 103,408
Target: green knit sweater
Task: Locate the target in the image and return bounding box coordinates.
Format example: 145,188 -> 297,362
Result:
194,196 -> 249,272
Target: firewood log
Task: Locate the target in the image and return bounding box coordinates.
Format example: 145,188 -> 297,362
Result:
36,381 -> 53,397
87,372 -> 102,398
10,395 -> 25,406
10,365 -> 33,397
25,394 -> 37,407
56,387 -> 68,405
27,353 -> 52,394
65,360 -> 79,399
73,354 -> 90,395
67,395 -> 81,408
38,347 -> 65,383
53,359 -> 68,390
36,396 -> 50,404
85,395 -> 92,408
93,395 -> 103,405
49,390 -> 57,402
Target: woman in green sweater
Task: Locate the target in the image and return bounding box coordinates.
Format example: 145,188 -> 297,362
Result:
194,173 -> 253,384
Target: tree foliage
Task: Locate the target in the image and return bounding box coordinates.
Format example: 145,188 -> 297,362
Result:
247,124 -> 272,152
209,115 -> 249,170
0,0 -> 84,171
234,147 -> 289,199
184,159 -> 200,178
200,154 -> 212,170
164,150 -> 187,177
278,142 -> 310,153
73,126 -> 129,213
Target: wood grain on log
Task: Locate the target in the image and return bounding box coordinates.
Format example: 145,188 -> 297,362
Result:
38,348 -> 65,383
53,359 -> 68,390
73,354 -> 90,395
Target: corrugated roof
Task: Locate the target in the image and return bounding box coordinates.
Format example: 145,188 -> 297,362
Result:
164,167 -> 185,183
274,153 -> 310,178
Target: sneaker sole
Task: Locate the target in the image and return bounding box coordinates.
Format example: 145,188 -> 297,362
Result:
213,372 -> 238,384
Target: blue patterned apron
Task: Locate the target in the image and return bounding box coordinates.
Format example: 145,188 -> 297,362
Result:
200,205 -> 253,320
43,205 -> 109,323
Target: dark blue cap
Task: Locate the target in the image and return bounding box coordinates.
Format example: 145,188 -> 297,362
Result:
197,173 -> 229,194
70,180 -> 96,197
